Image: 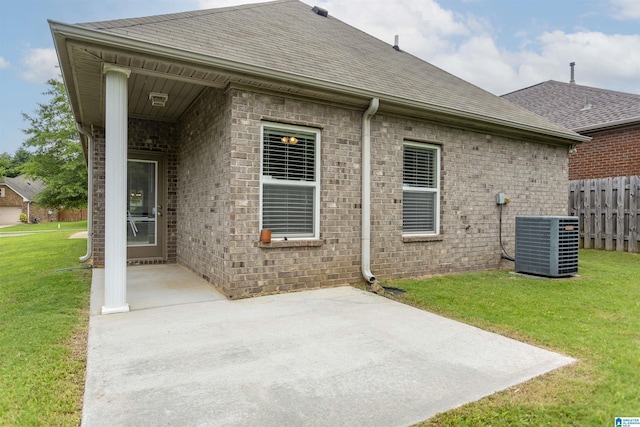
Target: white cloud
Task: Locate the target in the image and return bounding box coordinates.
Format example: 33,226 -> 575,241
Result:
610,0 -> 640,20
320,0 -> 469,52
19,47 -> 59,83
197,0 -> 257,8
0,56 -> 9,69
324,1 -> 640,95
430,35 -> 521,95
428,30 -> 640,95
194,0 -> 640,95
506,31 -> 640,92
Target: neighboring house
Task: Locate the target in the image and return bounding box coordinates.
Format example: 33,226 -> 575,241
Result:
502,78 -> 640,180
50,0 -> 587,313
0,175 -> 52,224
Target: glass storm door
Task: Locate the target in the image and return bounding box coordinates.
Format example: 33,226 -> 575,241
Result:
127,158 -> 163,259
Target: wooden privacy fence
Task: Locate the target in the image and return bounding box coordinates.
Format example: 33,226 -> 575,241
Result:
569,176 -> 639,253
57,208 -> 88,222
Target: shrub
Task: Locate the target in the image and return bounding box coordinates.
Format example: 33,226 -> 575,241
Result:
19,213 -> 27,223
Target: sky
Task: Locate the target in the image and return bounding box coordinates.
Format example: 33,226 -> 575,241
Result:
1,0 -> 639,155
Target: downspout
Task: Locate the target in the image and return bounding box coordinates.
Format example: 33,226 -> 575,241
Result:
361,98 -> 381,290
76,123 -> 93,263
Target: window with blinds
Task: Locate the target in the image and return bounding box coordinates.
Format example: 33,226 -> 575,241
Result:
261,124 -> 320,238
403,143 -> 440,234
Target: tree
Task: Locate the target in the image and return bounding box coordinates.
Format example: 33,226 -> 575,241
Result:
20,79 -> 87,209
0,147 -> 33,178
0,153 -> 9,178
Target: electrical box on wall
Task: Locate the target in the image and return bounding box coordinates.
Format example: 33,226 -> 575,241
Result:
496,193 -> 506,205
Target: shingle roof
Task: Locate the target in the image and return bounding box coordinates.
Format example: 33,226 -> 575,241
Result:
0,175 -> 45,201
74,0 -> 581,140
502,80 -> 640,132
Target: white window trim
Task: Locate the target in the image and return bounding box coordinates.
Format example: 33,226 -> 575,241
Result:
402,141 -> 440,236
259,122 -> 321,240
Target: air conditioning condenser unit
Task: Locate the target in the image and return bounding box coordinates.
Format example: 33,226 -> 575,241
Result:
515,216 -> 579,278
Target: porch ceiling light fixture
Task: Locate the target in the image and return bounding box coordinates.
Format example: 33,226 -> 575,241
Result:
149,92 -> 168,107
281,136 -> 299,144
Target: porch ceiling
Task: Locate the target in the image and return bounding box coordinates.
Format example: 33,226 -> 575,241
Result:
69,45 -> 225,127
64,43 -> 367,129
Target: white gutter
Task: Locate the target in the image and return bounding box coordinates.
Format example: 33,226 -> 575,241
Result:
76,123 -> 93,263
361,98 -> 379,284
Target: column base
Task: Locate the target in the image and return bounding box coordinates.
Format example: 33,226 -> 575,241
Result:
101,304 -> 130,315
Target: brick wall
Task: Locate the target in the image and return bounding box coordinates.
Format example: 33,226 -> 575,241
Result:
569,126 -> 640,180
92,128 -> 105,265
369,115 -> 568,279
223,89 -> 364,298
175,87 -> 569,299
26,204 -> 56,223
0,185 -> 54,223
0,185 -> 23,207
128,118 -> 179,262
176,87 -> 231,290
91,119 -> 177,267
89,87 -> 571,298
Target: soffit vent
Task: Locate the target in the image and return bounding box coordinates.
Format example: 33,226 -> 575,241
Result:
312,6 -> 328,17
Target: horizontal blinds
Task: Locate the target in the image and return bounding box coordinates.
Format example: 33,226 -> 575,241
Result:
263,128 -> 316,182
403,190 -> 436,233
263,184 -> 314,236
403,145 -> 436,188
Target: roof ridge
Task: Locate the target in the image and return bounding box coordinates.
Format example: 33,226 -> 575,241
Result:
81,0 -> 295,30
53,1 -> 587,142
546,79 -> 640,98
501,81 -> 552,97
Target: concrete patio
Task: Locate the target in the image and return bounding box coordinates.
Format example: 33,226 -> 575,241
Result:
83,265 -> 575,426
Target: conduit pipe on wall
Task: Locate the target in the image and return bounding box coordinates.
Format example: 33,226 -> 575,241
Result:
76,123 -> 93,263
361,98 -> 379,285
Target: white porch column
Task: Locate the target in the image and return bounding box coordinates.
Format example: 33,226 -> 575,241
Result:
102,64 -> 131,315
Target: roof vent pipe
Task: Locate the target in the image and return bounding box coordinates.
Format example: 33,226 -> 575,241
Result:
393,35 -> 400,51
570,62 -> 576,84
312,6 -> 328,17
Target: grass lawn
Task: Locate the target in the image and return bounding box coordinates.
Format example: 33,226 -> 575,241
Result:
1,224 -> 637,426
0,221 -> 87,233
390,249 -> 640,426
0,221 -> 90,426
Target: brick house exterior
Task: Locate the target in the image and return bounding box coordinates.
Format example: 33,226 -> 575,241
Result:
568,126 -> 640,180
51,0 -> 587,309
0,175 -> 53,224
502,79 -> 640,180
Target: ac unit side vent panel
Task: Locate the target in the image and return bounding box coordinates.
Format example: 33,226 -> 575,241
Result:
515,216 -> 579,277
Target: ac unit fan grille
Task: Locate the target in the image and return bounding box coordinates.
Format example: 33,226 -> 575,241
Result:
515,216 -> 579,277
557,218 -> 579,275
